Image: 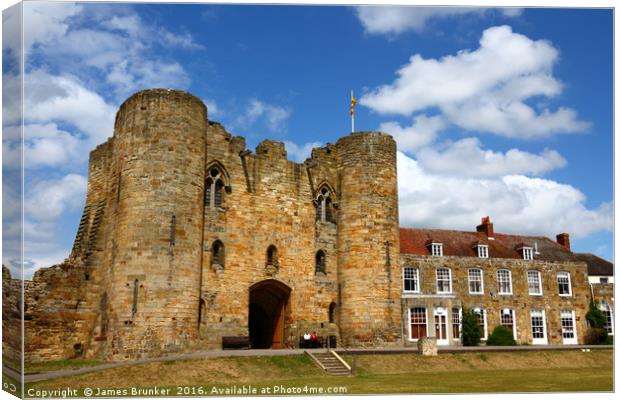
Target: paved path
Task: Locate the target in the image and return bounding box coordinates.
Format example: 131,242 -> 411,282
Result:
5,345 -> 612,384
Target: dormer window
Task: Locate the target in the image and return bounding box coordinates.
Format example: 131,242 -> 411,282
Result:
476,245 -> 489,259
427,241 -> 443,257
517,244 -> 533,261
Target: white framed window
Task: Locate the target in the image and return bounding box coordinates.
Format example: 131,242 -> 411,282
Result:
473,308 -> 487,340
452,307 -> 461,340
436,267 -> 452,294
431,243 -> 443,257
500,308 -> 517,340
527,270 -> 542,295
409,307 -> 428,340
557,272 -> 572,296
599,301 -> 614,335
477,245 -> 489,259
403,267 -> 419,293
560,310 -> 577,344
530,309 -> 547,345
468,268 -> 484,294
497,269 -> 512,295
522,247 -> 533,261
600,277 -> 609,284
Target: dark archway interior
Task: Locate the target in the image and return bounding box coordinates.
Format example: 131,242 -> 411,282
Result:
249,280 -> 291,349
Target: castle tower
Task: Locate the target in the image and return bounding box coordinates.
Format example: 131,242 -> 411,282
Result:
336,132 -> 401,346
108,89 -> 207,359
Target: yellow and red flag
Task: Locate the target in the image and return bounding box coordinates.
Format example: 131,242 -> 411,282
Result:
349,91 -> 357,116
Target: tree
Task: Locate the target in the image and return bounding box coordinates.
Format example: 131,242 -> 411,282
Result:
486,325 -> 517,346
585,301 -> 609,345
586,301 -> 606,329
461,307 -> 481,346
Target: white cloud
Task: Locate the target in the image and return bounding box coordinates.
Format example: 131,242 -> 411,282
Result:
379,114 -> 444,152
443,101 -> 590,138
236,99 -> 291,133
397,151 -> 611,239
284,141 -> 322,162
25,4 -> 201,100
24,70 -> 116,146
355,6 -> 483,35
416,137 -> 566,178
354,6 -> 521,35
203,97 -> 219,117
25,174 -> 87,221
361,25 -> 590,138
22,2 -> 83,54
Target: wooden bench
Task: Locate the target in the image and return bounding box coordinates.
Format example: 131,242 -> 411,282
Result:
222,336 -> 251,349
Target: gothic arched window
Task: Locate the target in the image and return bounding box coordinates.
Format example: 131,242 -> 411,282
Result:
205,167 -> 225,208
316,186 -> 335,223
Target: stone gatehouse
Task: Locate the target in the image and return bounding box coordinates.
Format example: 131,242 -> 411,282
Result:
2,89 -> 613,362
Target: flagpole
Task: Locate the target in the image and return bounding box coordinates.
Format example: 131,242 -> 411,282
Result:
350,90 -> 355,133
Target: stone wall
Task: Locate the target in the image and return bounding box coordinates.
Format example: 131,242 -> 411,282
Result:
2,266 -> 22,366
19,89 -> 403,360
22,263 -> 102,362
335,133 -> 401,346
399,255 -> 591,345
16,88 -> 604,362
198,122 -> 342,349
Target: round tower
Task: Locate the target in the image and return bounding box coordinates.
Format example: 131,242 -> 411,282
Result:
335,132 -> 401,346
109,89 -> 207,359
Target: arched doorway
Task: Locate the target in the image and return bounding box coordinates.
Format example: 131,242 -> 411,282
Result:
249,279 -> 291,349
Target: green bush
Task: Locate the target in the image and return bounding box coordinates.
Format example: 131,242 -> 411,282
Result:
586,301 -> 606,329
461,308 -> 481,346
486,325 -> 517,346
584,328 -> 609,345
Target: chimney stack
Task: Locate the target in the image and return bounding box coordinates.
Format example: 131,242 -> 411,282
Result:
476,216 -> 494,238
556,233 -> 571,251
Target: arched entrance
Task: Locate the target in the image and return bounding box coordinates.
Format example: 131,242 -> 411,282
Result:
249,279 -> 291,349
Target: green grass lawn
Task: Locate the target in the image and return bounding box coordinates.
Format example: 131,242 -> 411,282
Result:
23,350 -> 613,396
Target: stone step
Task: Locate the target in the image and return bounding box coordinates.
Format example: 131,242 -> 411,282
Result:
308,351 -> 352,376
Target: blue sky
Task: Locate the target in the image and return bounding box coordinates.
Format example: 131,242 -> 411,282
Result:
2,3 -> 614,277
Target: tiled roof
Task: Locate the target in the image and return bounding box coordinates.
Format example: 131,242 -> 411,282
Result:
573,253 -> 614,276
399,227 -> 613,276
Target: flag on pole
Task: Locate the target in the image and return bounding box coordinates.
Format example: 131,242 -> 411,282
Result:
349,91 -> 357,116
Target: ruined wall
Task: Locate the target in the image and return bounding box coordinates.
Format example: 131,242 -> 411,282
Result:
399,255 -> 591,345
21,263 -> 101,362
2,266 -> 22,365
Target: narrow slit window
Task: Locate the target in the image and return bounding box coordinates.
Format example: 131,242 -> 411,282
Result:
212,240 -> 225,268
315,250 -> 326,274
132,279 -> 139,317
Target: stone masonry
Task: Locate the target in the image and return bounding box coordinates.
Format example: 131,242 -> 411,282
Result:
3,88 -> 611,363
